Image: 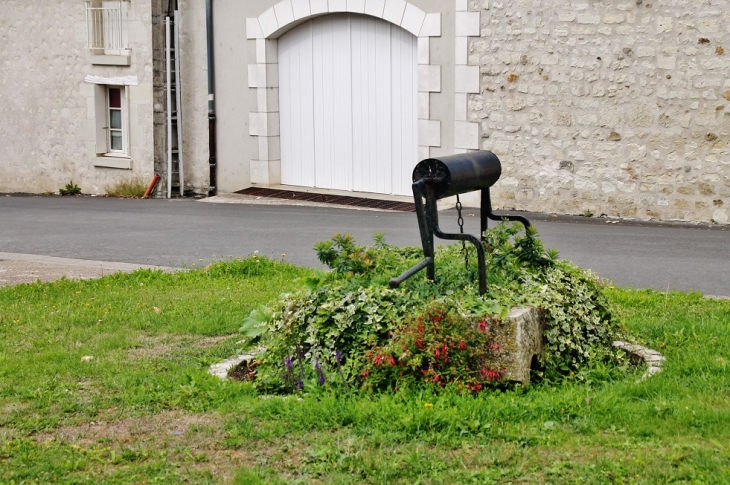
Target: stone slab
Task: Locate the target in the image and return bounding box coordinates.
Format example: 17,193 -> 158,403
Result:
613,340 -> 665,380
483,306 -> 544,385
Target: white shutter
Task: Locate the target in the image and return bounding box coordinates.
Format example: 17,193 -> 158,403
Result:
94,84 -> 108,154
278,14 -> 417,195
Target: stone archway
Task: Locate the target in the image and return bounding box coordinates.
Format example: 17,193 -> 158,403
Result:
245,0 -> 443,189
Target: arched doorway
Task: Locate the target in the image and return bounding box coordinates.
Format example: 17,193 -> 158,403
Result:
278,13 -> 418,196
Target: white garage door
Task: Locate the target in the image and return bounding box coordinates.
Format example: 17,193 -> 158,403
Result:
278,13 -> 418,196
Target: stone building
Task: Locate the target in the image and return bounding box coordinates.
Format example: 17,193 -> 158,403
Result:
2,0 -> 729,224
1,0 -> 163,194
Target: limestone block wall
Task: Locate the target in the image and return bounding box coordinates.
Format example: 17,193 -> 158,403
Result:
463,0 -> 730,224
0,0 -> 156,194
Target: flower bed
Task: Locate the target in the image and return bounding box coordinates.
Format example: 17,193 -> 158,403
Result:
239,223 -> 629,393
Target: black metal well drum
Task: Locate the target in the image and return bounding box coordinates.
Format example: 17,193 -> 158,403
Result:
390,150 -> 530,295
412,151 -> 502,200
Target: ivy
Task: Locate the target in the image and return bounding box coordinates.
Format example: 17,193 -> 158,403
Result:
246,223 -> 629,393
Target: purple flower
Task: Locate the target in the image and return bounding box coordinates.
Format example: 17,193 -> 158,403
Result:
335,350 -> 342,364
296,378 -> 303,391
315,359 -> 326,385
283,356 -> 297,389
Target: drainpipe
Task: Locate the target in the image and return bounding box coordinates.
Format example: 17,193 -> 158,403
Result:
206,0 -> 217,196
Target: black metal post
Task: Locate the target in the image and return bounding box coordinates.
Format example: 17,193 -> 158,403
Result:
412,180 -> 434,277
389,180 -> 435,289
391,180 -> 488,295
389,151 -> 531,296
425,189 -> 487,295
480,189 -> 489,241
482,188 -> 532,229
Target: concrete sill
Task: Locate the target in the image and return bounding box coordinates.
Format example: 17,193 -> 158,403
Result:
93,156 -> 132,169
88,53 -> 131,66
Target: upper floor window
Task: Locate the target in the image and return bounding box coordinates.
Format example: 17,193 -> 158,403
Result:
85,1 -> 130,64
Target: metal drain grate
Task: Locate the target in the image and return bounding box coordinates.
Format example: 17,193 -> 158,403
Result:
235,187 -> 416,212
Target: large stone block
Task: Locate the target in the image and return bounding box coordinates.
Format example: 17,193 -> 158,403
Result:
482,306 -> 544,385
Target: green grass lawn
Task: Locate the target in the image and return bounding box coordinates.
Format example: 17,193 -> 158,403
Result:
1,258 -> 728,484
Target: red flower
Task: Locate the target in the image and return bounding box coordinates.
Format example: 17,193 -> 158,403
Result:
402,344 -> 407,351
389,356 -> 396,366
473,383 -> 482,391
374,355 -> 382,365
459,340 -> 467,350
433,316 -> 442,322
434,348 -> 441,359
480,367 -> 488,378
479,321 -> 487,332
485,370 -> 501,381
421,369 -> 428,375
362,369 -> 369,377
417,325 -> 424,334
416,338 -> 424,349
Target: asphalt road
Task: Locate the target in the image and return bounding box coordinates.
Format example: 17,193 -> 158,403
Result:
1,195 -> 728,295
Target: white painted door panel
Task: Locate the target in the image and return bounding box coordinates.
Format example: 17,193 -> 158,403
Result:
279,13 -> 417,195
279,22 -> 315,187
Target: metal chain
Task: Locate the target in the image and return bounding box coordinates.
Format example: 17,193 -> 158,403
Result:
456,195 -> 469,272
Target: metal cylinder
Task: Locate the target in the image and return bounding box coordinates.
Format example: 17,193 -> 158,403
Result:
412,150 -> 502,200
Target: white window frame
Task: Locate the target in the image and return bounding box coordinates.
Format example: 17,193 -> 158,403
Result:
93,84 -> 131,168
85,1 -> 131,65
106,86 -> 126,155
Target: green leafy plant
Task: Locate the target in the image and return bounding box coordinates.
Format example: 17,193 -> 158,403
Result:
253,282 -> 409,392
483,223 -> 625,378
249,224 -> 629,393
239,305 -> 274,340
523,262 -> 625,381
59,180 -> 81,196
361,303 -> 503,393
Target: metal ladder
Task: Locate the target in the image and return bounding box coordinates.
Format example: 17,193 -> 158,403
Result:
165,10 -> 184,198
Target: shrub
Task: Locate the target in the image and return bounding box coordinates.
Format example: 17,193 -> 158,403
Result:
361,303 -> 503,393
245,224 -> 628,393
59,181 -> 81,196
106,176 -> 148,198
